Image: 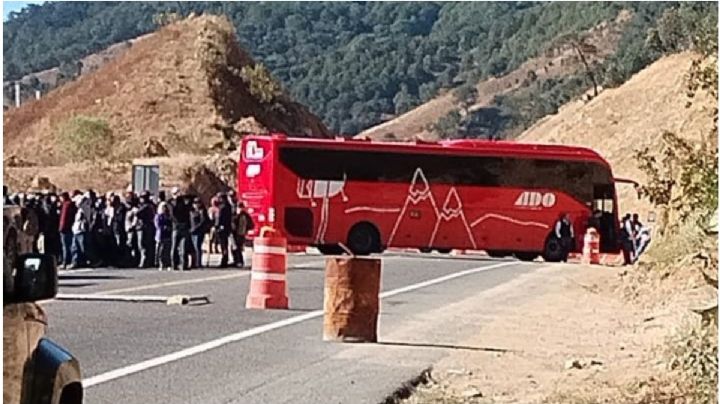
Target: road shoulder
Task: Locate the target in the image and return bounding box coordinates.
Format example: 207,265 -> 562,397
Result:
400,264 -> 681,403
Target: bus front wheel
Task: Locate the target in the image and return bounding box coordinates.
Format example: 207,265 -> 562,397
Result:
347,222 -> 380,256
542,237 -> 564,263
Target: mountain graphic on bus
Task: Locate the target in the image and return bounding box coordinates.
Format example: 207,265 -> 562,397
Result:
430,187 -> 478,249
387,168 -> 439,247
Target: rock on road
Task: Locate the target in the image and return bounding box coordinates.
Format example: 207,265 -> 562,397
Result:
44,253 -> 537,403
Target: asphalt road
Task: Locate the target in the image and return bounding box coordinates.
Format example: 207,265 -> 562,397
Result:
44,252 -> 537,404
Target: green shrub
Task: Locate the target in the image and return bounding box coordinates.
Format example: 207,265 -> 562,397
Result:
239,64 -> 282,104
57,115 -> 113,162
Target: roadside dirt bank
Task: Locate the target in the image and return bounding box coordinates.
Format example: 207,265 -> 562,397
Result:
398,263 -> 712,403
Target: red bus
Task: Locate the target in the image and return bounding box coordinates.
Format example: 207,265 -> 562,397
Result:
237,134 -> 620,261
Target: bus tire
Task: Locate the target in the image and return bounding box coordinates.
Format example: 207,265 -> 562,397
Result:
486,250 -> 509,258
347,222 -> 380,256
514,252 -> 539,262
317,245 -> 344,255
436,248 -> 451,254
419,247 -> 432,253
542,237 -> 564,263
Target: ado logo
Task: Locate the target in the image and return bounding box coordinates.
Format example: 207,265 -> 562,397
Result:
514,191 -> 556,208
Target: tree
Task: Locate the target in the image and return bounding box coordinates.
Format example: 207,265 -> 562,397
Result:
431,109 -> 462,139
554,33 -> 600,96
392,84 -> 414,115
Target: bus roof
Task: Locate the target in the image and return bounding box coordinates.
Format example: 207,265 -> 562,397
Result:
251,134 -> 612,170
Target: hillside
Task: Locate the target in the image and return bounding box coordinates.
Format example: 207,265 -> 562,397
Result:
3,15 -> 329,192
358,11 -> 630,141
518,52 -> 715,217
4,2 -> 681,134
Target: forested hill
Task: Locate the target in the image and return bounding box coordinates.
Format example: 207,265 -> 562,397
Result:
1,2 -> 700,135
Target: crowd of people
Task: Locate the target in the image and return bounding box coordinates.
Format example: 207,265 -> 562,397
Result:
3,186 -> 254,271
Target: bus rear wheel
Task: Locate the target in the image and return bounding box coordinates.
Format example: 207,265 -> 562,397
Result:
514,252 -> 539,262
347,222 -> 380,256
436,248 -> 451,254
542,237 -> 564,263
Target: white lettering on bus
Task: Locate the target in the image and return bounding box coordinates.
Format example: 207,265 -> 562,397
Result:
514,191 -> 556,208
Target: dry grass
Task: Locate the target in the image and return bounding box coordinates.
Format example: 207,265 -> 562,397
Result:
518,52 -> 715,219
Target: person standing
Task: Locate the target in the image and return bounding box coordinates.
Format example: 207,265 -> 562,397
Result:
231,202 -> 254,267
136,192 -> 156,268
71,195 -> 90,268
190,198 -> 210,268
208,196 -> 220,254
170,189 -> 191,271
108,195 -> 128,267
125,195 -> 141,267
620,214 -> 635,265
554,213 -> 574,263
42,194 -> 61,263
154,202 -> 173,271
214,193 -> 233,268
58,192 -> 77,269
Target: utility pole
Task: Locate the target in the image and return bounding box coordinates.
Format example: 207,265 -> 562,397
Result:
14,82 -> 20,107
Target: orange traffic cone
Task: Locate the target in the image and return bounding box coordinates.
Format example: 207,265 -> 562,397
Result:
581,228 -> 601,265
246,227 -> 289,309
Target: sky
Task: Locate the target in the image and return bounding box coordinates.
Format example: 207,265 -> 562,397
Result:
4,1 -> 43,21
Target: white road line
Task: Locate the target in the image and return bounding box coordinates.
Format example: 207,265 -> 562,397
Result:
82,261 -> 518,388
50,260 -> 325,304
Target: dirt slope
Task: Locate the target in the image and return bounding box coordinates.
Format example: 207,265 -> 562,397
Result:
3,14 -> 329,168
358,11 -> 631,141
518,52 -> 714,217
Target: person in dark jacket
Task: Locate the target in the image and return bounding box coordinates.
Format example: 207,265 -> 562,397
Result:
58,192 -> 77,268
169,189 -> 192,270
154,202 -> 173,271
553,213 -> 574,263
190,198 -> 210,268
213,193 -> 233,268
136,192 -> 156,268
42,194 -> 61,262
231,202 -> 254,267
109,195 -> 128,267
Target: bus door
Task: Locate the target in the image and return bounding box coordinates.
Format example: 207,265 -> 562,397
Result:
591,184 -> 618,252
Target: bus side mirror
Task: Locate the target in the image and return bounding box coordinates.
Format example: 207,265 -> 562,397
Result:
13,254 -> 58,303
